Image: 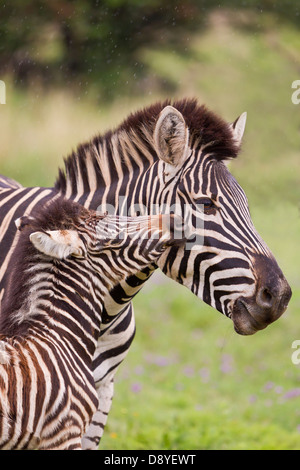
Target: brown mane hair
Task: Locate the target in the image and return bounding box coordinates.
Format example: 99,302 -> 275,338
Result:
0,199 -> 87,336
55,98 -> 239,192
120,98 -> 239,158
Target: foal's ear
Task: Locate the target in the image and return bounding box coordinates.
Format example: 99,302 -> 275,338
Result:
30,230 -> 85,259
154,105 -> 189,167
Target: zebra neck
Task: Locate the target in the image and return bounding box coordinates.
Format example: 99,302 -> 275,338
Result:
55,125 -> 157,206
53,121 -> 182,318
0,259 -> 104,346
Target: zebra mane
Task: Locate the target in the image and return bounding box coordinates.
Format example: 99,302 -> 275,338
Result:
19,198 -> 88,232
54,98 -> 240,194
0,199 -> 89,336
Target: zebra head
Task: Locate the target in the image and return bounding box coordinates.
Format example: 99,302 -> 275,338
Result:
151,103 -> 292,335
20,200 -> 184,288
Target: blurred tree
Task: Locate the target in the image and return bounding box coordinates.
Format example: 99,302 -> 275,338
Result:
0,0 -> 299,98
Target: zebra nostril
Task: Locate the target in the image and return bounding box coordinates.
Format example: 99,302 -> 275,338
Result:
256,287 -> 274,309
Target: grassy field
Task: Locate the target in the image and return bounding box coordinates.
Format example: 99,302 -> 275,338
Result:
100,203 -> 300,450
0,7 -> 299,450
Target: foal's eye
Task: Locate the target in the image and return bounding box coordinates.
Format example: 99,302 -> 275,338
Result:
195,197 -> 217,215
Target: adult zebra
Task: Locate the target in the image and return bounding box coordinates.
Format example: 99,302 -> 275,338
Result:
0,98 -> 291,449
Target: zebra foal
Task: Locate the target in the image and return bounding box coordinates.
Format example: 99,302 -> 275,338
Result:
0,199 -> 182,450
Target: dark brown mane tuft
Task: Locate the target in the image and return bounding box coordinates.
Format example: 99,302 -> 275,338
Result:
23,198 -> 87,233
119,97 -> 240,159
0,198 -> 87,336
54,98 -> 239,192
118,99 -> 171,135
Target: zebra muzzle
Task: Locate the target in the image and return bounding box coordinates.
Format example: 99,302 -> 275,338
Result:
230,252 -> 292,335
231,277 -> 292,336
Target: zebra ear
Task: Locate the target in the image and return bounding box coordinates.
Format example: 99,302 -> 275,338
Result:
30,230 -> 85,259
231,112 -> 247,146
154,105 -> 189,167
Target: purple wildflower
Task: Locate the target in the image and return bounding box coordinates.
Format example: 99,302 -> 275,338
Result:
283,388 -> 300,400
144,353 -> 177,367
249,395 -> 257,404
183,365 -> 195,377
263,381 -> 274,392
199,367 -> 210,383
131,382 -> 142,394
220,354 -> 234,374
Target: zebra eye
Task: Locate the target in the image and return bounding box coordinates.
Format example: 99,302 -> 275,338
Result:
195,197 -> 217,215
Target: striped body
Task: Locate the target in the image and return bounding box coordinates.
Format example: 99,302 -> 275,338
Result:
0,251 -> 100,448
0,325 -> 99,449
0,199 -> 177,449
0,99 -> 291,449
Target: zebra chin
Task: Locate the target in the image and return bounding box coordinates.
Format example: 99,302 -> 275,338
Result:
229,254 -> 293,335
231,299 -> 271,335
231,282 -> 292,336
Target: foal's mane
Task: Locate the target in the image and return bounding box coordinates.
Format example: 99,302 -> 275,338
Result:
54,98 -> 240,193
0,199 -> 87,336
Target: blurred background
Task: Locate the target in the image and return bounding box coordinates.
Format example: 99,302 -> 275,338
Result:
0,0 -> 300,449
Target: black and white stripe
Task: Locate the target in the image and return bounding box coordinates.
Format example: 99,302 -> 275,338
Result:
0,98 -> 291,449
0,199 -> 176,449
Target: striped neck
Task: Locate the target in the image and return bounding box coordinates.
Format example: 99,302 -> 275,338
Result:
0,255 -> 103,352
55,126 -> 157,207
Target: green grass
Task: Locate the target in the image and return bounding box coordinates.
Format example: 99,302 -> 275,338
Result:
0,6 -> 299,450
100,202 -> 300,450
101,279 -> 300,450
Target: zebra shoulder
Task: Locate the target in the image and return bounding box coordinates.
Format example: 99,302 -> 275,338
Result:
0,175 -> 23,191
